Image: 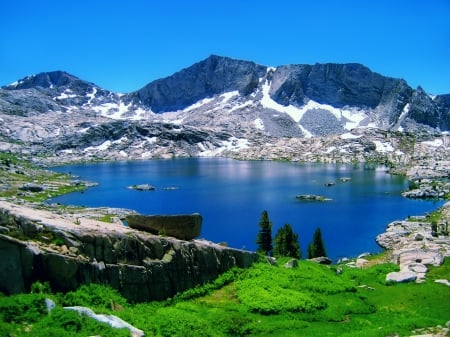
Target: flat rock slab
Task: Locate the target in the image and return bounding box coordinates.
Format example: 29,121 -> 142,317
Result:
386,271 -> 417,283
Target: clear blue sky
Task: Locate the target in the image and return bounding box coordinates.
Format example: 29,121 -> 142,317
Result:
1,0 -> 449,94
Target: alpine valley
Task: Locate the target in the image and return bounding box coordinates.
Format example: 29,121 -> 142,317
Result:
1,55 -> 449,174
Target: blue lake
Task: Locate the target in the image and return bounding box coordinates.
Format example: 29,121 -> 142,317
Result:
48,158 -> 444,261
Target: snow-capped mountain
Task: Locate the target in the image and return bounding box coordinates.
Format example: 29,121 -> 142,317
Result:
0,55 -> 449,163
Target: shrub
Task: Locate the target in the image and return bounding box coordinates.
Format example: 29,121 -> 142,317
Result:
60,283 -> 127,310
0,293 -> 47,324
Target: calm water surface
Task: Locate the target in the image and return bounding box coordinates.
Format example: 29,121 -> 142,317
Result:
49,158 -> 444,261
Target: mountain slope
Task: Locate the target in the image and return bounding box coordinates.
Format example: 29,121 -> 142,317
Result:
1,55 -> 449,163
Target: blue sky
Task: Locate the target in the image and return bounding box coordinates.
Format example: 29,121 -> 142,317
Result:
1,0 -> 449,94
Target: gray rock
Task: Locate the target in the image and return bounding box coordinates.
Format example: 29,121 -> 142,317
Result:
64,306 -> 144,337
45,298 -> 56,313
284,259 -> 299,268
408,263 -> 428,274
386,271 -> 417,283
0,205 -> 258,302
308,256 -> 332,265
126,213 -> 202,241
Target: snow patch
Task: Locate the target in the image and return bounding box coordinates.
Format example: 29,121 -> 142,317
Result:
298,124 -> 312,138
261,81 -> 305,122
254,118 -> 265,130
93,101 -> 133,119
220,91 -> 239,102
373,141 -> 394,153
340,132 -> 362,140
325,146 -> 336,153
422,139 -> 443,147
342,109 -> 367,130
86,87 -> 97,105
228,100 -> 253,113
396,103 -> 410,131
261,80 -> 368,132
84,140 -> 111,152
55,90 -> 77,100
183,97 -> 215,112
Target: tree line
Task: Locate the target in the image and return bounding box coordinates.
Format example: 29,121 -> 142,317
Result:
256,210 -> 327,259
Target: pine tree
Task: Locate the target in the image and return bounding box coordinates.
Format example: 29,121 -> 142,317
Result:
307,227 -> 327,258
256,210 -> 273,256
273,223 -> 301,259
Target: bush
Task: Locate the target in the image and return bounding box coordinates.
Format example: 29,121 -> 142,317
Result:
0,293 -> 47,324
60,283 -> 127,310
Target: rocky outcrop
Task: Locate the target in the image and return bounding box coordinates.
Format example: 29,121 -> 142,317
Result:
0,201 -> 258,302
376,202 -> 450,282
126,213 -> 202,240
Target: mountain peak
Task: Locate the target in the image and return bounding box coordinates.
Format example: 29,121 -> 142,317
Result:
3,71 -> 84,90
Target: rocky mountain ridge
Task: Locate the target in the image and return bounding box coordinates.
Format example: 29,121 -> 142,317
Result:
1,55 -> 449,167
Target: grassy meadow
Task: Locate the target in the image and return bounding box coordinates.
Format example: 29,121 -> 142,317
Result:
1,257 -> 449,337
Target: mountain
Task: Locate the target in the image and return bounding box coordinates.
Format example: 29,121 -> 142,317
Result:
1,55 -> 449,164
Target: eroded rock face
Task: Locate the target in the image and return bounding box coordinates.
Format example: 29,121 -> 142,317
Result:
0,202 -> 257,302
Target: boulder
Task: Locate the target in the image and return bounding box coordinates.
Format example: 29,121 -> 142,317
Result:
356,258 -> 369,268
126,213 -> 202,240
64,306 -> 144,337
284,258 -> 299,268
296,194 -> 331,201
386,271 -> 417,283
308,256 -> 332,265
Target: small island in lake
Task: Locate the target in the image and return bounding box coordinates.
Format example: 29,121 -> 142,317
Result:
128,183 -> 156,191
296,194 -> 332,201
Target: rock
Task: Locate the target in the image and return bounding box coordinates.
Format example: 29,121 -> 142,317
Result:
407,262 -> 428,274
414,233 -> 424,241
284,259 -> 299,268
19,183 -> 44,193
386,271 -> 417,283
45,298 -> 56,313
308,256 -> 332,265
128,184 -> 155,191
0,202 -> 258,302
296,194 -> 331,201
64,306 -> 144,337
126,213 -> 202,241
357,252 -> 372,259
265,256 -> 278,266
435,279 -> 450,286
356,258 -> 369,268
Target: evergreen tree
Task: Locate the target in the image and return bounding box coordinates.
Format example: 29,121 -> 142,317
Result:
307,227 -> 327,258
256,210 -> 273,256
273,224 -> 301,259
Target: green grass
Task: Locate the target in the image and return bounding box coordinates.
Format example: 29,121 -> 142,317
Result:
1,259 -> 448,337
0,152 -> 87,202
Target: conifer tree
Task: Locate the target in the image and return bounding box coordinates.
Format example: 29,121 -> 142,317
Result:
273,223 -> 301,259
307,227 -> 327,258
256,210 -> 273,256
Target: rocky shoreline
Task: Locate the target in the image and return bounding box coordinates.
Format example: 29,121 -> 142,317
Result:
376,202 -> 450,283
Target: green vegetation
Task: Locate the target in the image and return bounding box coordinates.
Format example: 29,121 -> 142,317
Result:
307,227 -> 327,258
255,210 -> 273,256
0,152 -> 86,203
273,224 -> 301,259
1,259 -> 449,336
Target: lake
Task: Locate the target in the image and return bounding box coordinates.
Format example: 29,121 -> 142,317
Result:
48,158 -> 444,261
